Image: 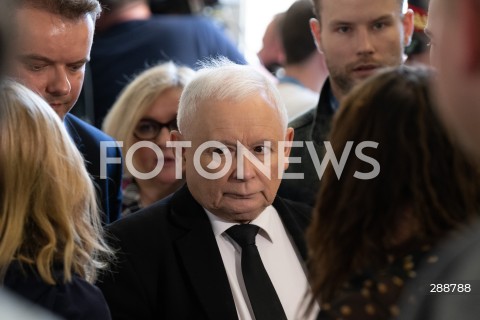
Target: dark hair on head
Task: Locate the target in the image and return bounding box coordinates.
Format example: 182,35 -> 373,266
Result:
306,66 -> 480,303
281,0 -> 317,64
312,0 -> 406,21
99,0 -> 146,11
19,0 -> 102,21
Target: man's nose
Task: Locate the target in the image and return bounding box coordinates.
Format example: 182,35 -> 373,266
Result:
233,157 -> 257,181
46,67 -> 71,96
356,28 -> 375,56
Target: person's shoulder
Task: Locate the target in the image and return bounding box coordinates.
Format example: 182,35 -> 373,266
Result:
275,196 -> 312,218
64,114 -> 116,143
289,108 -> 316,130
5,264 -> 111,320
53,273 -> 111,320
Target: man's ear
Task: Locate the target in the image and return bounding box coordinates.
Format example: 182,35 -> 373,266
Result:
402,9 -> 415,47
170,130 -> 187,163
170,130 -> 182,144
310,18 -> 323,53
283,127 -> 295,171
462,0 -> 480,73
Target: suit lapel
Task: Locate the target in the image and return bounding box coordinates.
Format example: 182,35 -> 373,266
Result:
170,186 -> 238,320
311,79 -> 334,146
64,114 -> 86,155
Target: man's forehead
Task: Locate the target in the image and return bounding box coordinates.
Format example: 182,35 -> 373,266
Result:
192,97 -> 283,126
319,0 -> 403,21
13,7 -> 93,58
15,5 -> 95,30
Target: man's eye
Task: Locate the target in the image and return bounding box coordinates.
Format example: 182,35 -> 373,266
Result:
29,64 -> 46,71
69,64 -> 84,72
337,26 -> 351,33
253,145 -> 271,154
212,148 -> 227,155
373,22 -> 386,30
253,146 -> 265,153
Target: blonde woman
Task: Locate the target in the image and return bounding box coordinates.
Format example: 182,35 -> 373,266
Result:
103,62 -> 195,216
0,80 -> 113,319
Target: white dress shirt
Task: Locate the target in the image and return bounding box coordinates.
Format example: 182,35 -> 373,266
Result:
205,206 -> 318,320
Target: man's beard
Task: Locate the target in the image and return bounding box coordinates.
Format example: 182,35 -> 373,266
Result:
327,63 -> 356,97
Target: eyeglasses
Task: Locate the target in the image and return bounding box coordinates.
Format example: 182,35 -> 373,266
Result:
133,118 -> 178,140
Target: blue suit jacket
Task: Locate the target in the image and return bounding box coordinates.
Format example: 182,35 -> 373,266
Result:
64,113 -> 122,223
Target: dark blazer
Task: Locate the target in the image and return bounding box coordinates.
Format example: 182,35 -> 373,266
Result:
64,113 -> 122,223
97,185 -> 312,320
278,78 -> 335,205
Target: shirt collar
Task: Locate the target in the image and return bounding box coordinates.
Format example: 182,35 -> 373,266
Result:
205,206 -> 278,243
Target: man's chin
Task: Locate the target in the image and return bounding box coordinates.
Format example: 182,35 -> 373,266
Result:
214,203 -> 266,223
49,104 -> 72,120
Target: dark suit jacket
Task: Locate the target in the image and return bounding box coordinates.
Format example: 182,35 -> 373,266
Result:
278,78 -> 335,205
97,185 -> 312,320
64,113 -> 122,223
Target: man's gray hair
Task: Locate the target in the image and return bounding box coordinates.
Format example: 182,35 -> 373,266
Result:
178,57 -> 288,138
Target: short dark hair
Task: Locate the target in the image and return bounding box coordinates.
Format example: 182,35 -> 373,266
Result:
312,0 -> 406,22
18,0 -> 102,21
99,0 -> 146,12
281,0 -> 317,65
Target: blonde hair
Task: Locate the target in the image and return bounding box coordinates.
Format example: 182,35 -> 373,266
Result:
0,80 -> 113,285
102,61 -> 195,177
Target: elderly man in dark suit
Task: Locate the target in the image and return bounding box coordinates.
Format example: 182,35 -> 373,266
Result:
97,59 -> 316,320
8,0 -> 122,223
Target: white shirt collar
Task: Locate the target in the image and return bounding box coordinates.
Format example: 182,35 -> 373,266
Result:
205,206 -> 278,244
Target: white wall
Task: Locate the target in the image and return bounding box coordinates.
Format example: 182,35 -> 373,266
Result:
212,0 -> 298,64
239,0 -> 297,64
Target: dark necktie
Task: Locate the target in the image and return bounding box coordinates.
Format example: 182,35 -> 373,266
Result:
226,224 -> 288,320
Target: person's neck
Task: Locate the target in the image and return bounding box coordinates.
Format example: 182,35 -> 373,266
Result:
282,53 -> 328,93
96,2 -> 152,32
136,178 -> 183,207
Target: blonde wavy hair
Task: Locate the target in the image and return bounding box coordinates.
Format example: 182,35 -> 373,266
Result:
0,80 -> 113,285
102,61 -> 195,177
